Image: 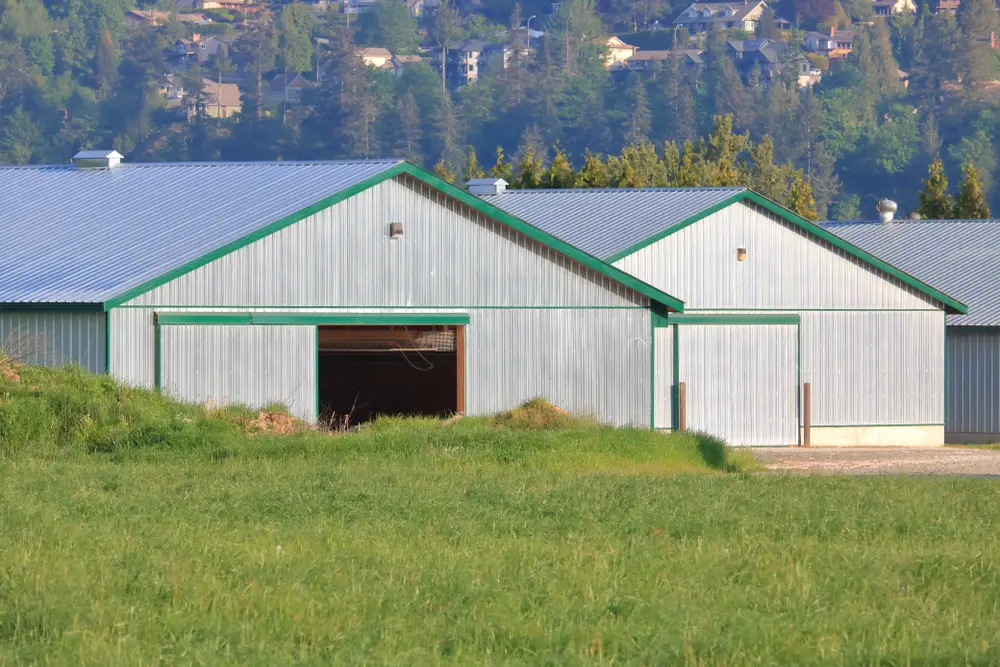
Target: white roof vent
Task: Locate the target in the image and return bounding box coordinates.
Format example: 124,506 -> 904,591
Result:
73,150 -> 124,169
876,198 -> 897,225
467,178 -> 507,196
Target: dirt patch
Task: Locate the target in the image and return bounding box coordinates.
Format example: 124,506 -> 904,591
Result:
245,411 -> 314,435
493,398 -> 593,430
754,446 -> 1000,476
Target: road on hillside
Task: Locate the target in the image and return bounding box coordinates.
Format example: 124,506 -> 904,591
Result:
754,447 -> 1000,476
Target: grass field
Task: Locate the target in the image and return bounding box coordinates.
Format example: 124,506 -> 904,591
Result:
2,366 -> 1000,665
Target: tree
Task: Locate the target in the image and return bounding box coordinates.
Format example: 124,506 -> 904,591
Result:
433,0 -> 463,95
237,3 -> 279,119
513,147 -> 543,188
95,28 -> 118,96
954,161 -> 991,218
549,0 -> 603,75
433,158 -> 456,183
0,106 -> 40,164
785,173 -> 818,220
871,19 -> 904,96
757,7 -> 779,39
391,90 -> 423,162
830,193 -> 861,220
544,147 -> 576,187
489,146 -> 514,182
918,157 -> 952,219
625,78 -> 651,145
357,0 -> 421,54
280,3 -> 315,74
463,146 -> 485,181
920,111 -> 942,160
810,142 -> 840,221
575,150 -> 611,187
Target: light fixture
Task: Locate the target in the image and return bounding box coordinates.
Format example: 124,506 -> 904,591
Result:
737,247 -> 747,262
389,222 -> 403,239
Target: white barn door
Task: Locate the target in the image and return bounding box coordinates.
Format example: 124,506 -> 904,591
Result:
677,323 -> 798,447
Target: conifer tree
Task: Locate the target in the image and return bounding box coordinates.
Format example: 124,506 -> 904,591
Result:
954,161 -> 991,218
918,157 -> 952,219
544,148 -> 576,188
575,151 -> 611,188
433,159 -> 456,183
513,148 -> 543,189
463,146 -> 485,182
626,79 -> 652,145
785,173 -> 818,220
489,146 -> 514,182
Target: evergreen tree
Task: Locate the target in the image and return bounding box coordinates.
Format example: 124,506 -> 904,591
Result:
549,0 -> 603,76
715,56 -> 754,131
433,158 -> 456,183
432,90 -> 463,168
391,90 -> 423,162
626,78 -> 651,145
95,28 -> 118,96
757,7 -> 779,39
544,148 -> 577,188
513,147 -> 543,188
846,29 -> 880,107
0,106 -> 40,164
433,0 -> 463,95
357,0 -> 421,54
920,111 -> 942,160
747,135 -> 785,202
954,161 -> 991,218
575,150 -> 611,187
785,173 -> 818,220
463,146 -> 485,181
489,146 -> 514,182
871,19 -> 904,96
280,3 -> 315,74
810,142 -> 840,221
705,115 -> 749,186
918,157 -> 952,219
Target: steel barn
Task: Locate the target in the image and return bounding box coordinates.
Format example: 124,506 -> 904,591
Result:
826,217 -> 1000,444
0,155 -> 684,427
479,182 -> 966,447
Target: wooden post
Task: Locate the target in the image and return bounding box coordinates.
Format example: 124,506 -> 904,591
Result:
803,382 -> 811,447
678,381 -> 687,432
455,325 -> 466,414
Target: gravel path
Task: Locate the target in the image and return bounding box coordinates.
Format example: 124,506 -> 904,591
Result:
753,446 -> 1000,476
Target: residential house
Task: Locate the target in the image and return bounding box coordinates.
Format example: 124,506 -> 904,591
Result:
357,47 -> 394,68
404,0 -> 424,16
673,0 -> 770,33
344,0 -> 379,13
266,73 -> 313,105
195,0 -> 250,10
159,74 -> 186,106
804,27 -> 854,60
602,36 -> 639,70
933,0 -> 960,11
624,49 -> 704,73
724,39 -> 811,85
194,78 -> 242,119
391,54 -> 424,76
124,8 -> 210,26
872,0 -> 916,14
195,36 -> 230,65
432,40 -> 515,84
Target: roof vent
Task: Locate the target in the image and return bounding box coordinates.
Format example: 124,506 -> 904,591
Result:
72,150 -> 123,169
876,198 -> 897,225
466,178 -> 507,196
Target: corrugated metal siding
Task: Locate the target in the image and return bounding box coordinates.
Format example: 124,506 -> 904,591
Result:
800,311 -> 944,425
111,307 -> 650,426
0,311 -> 105,373
946,327 -> 1000,434
160,324 -> 317,421
480,187 -> 746,259
678,324 -> 798,446
126,176 -> 645,308
614,202 -> 938,310
653,327 -> 674,429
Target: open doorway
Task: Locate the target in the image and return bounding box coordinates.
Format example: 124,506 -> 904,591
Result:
317,325 -> 465,427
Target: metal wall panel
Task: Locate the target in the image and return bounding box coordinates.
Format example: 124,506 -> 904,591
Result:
946,327 -> 1000,434
614,201 -> 938,310
653,327 -> 674,429
0,311 -> 105,373
678,324 -> 799,446
160,324 -> 317,421
126,175 -> 644,308
799,311 -> 944,426
112,307 -> 652,426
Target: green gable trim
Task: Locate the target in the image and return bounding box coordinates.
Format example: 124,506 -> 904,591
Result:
156,313 -> 471,326
602,190 -> 967,316
103,162 -> 684,313
604,191 -> 747,263
669,314 -> 800,325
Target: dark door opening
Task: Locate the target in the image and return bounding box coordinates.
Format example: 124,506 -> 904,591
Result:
318,325 -> 464,427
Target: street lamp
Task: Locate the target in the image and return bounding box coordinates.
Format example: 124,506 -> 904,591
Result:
523,15 -> 536,48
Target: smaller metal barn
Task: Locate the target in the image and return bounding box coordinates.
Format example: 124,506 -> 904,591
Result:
0,154 -> 684,427
480,182 -> 966,447
827,218 -> 1000,443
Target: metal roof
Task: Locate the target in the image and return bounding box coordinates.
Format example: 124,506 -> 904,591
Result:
0,160 -> 402,304
479,187 -> 746,260
824,219 -> 1000,325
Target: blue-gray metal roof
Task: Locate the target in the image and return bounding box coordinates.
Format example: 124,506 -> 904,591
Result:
824,219 -> 1000,326
479,187 -> 746,260
0,159 -> 402,304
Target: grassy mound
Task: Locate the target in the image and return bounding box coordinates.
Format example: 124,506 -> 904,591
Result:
0,363 -> 747,473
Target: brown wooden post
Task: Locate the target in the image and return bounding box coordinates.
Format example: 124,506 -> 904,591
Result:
678,381 -> 687,432
803,382 -> 811,447
455,325 -> 466,414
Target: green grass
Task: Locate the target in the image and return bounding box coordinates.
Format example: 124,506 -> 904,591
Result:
2,366 -> 1000,665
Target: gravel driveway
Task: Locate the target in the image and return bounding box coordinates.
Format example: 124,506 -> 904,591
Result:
753,446 -> 1000,476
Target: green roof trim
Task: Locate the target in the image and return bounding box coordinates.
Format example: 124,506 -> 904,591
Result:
603,190 -> 968,316
103,162 -> 684,313
669,314 -> 801,325
156,313 -> 471,326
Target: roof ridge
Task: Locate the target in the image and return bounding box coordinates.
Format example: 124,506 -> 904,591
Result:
825,218 -> 1000,225
0,158 -> 404,171
486,186 -> 747,194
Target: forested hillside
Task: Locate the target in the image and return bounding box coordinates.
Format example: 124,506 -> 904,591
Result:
1,0 -> 999,218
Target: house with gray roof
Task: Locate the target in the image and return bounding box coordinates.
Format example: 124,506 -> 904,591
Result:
673,0 -> 771,33
477,182 -> 965,447
825,217 -> 1000,443
0,153 -> 683,428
